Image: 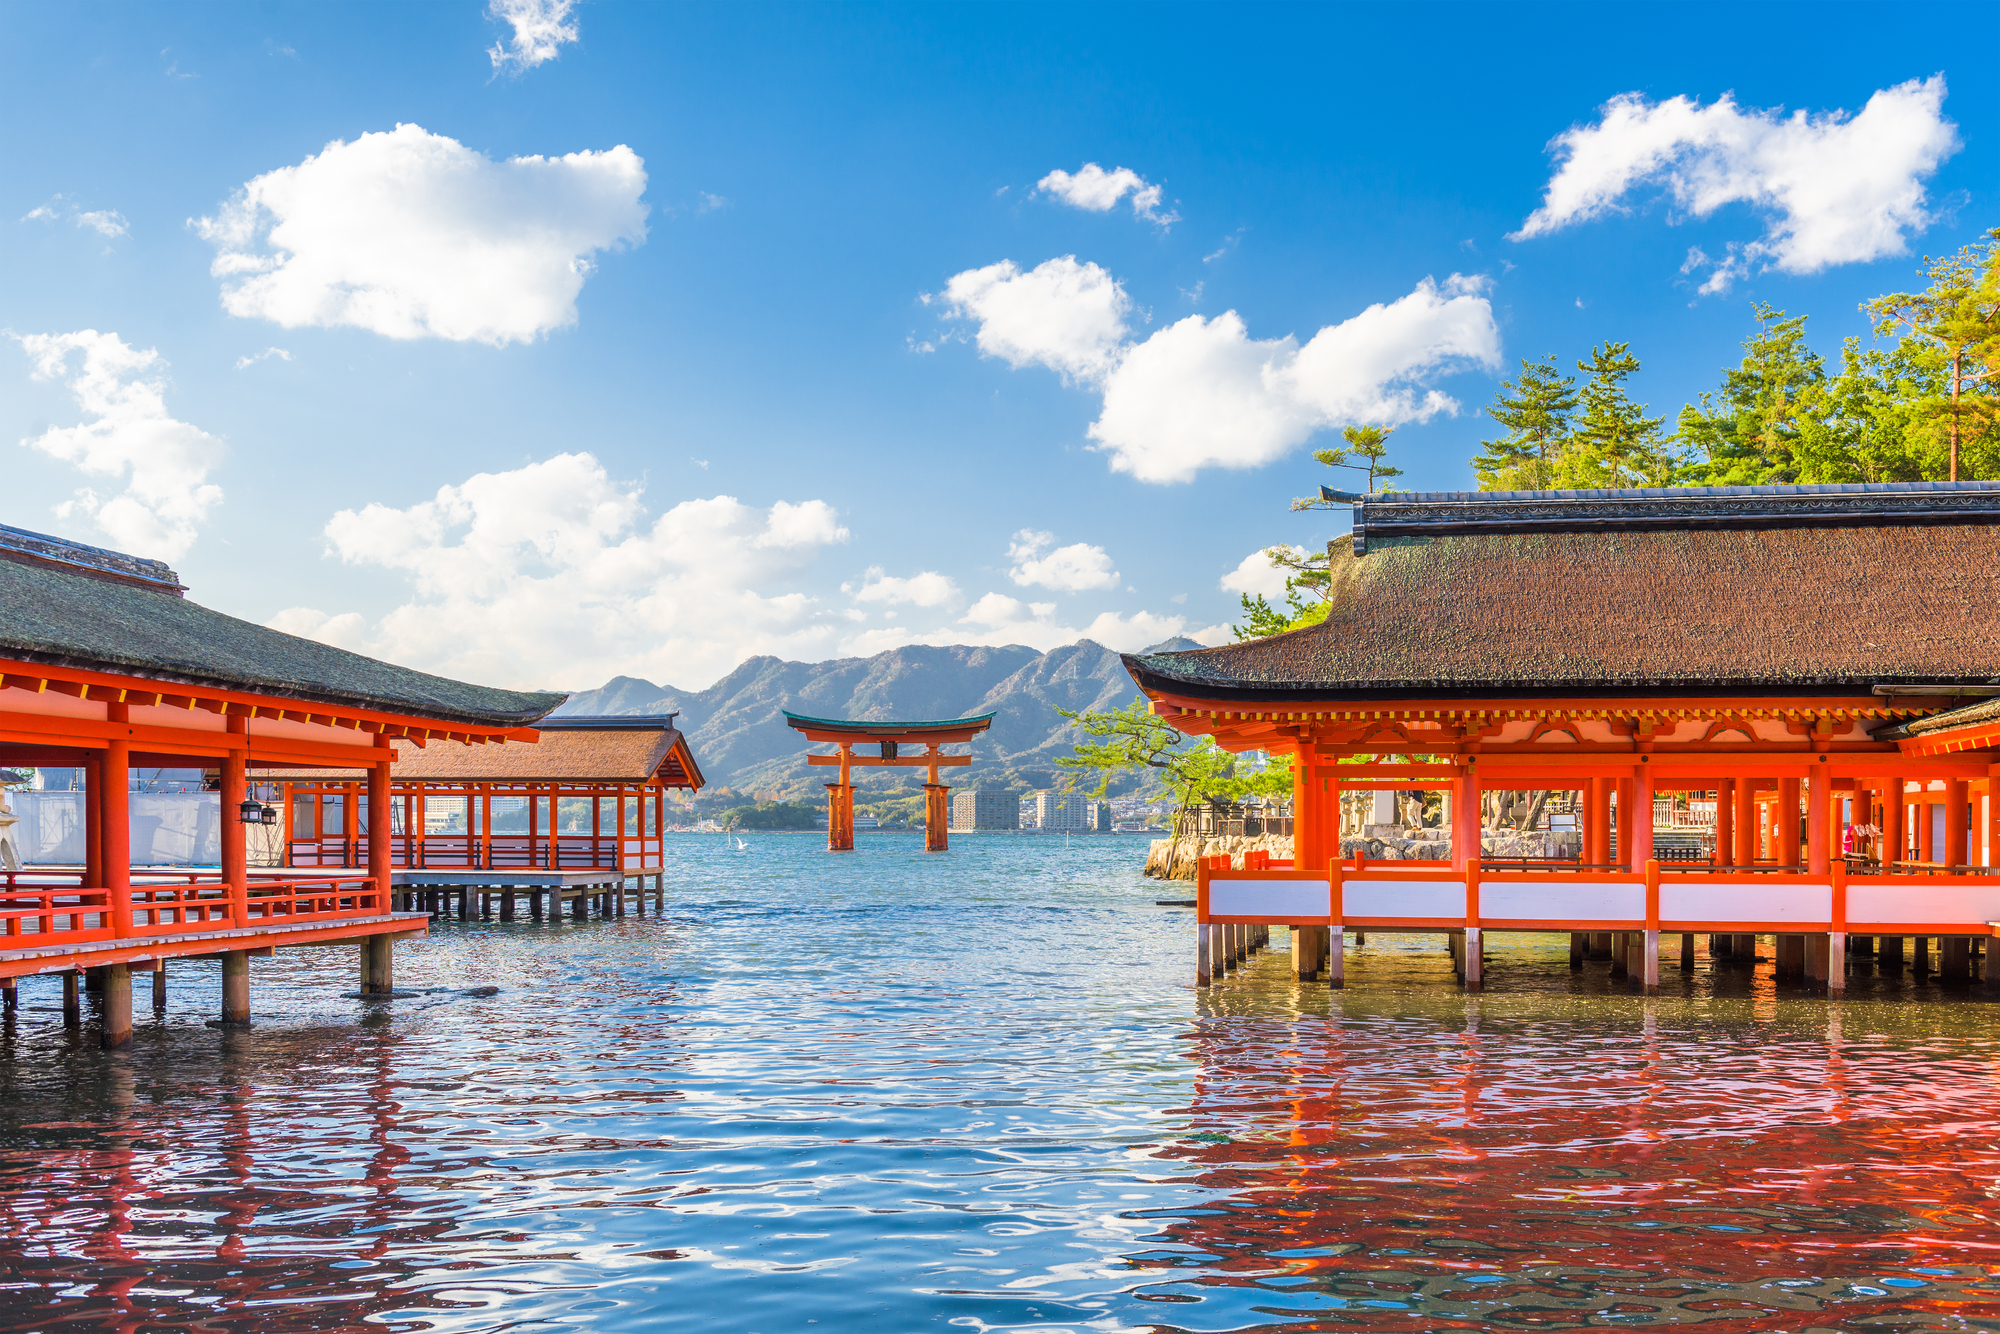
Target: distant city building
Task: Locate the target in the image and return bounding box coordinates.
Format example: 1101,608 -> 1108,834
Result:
949,790 -> 1019,832
1026,791 -> 1108,833
853,814 -> 880,830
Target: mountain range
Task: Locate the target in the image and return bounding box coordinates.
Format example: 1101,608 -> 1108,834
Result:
557,638 -> 1203,804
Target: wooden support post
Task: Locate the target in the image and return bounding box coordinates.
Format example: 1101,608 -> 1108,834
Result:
1642,930 -> 1660,995
2,976 -> 16,1014
1291,924 -> 1315,980
100,962 -> 132,1049
1610,931 -> 1627,978
1733,778 -> 1755,866
1807,934 -> 1829,983
1880,935 -> 1904,969
104,714 -> 131,938
61,971 -> 80,1028
1948,779 -> 1969,869
1807,765 -> 1831,876
221,951 -> 250,1025
924,781 -> 950,853
1325,926 -> 1343,989
1828,933 -> 1846,995
1591,931 -> 1611,960
501,888 -> 516,921
152,958 -> 167,1009
1680,933 -> 1696,971
572,890 -> 586,921
362,933 -> 394,995
1915,935 -> 1931,974
1778,777 -> 1801,868
1464,927 -> 1483,991
1736,933 -> 1756,962
1943,936 -> 1970,984
369,759 -> 391,920
84,754 -> 103,899
1196,924 -> 1212,987
1715,778 -> 1734,867
1448,930 -> 1464,977
1210,921 -> 1227,980
1569,933 -> 1585,969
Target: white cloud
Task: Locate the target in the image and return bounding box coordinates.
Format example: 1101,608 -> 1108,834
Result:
14,331 -> 225,559
843,567 -> 962,608
22,196 -> 129,238
1036,163 -> 1177,226
1188,623 -> 1232,647
1511,77 -> 1959,292
1006,530 -> 1121,592
234,346 -> 292,370
296,453 -> 849,690
1219,545 -> 1309,600
937,256 -> 1498,483
192,123 -> 647,345
487,0 -> 578,72
940,256 -> 1130,382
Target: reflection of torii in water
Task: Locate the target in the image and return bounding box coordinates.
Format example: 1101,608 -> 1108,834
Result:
782,712 -> 995,852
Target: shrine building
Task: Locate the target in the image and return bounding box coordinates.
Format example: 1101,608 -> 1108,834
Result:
0,522 -> 564,1045
1122,483 -> 2000,994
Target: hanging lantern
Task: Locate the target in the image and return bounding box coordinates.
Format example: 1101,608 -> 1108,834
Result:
238,796 -> 264,824
259,803 -> 279,825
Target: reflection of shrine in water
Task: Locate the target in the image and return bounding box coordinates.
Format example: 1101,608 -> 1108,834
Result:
1126,951 -> 2000,1330
0,970 -> 691,1329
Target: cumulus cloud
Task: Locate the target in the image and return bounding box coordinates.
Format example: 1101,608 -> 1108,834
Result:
843,567 -> 962,608
192,124 -> 647,345
940,256 -> 1130,382
22,196 -> 129,238
14,331 -> 225,559
1219,545 -> 1309,600
488,0 -> 578,72
282,453 -> 850,690
838,592 -> 1194,657
1006,530 -> 1121,592
1036,163 -> 1177,226
1512,77 -> 1959,293
937,258 -> 1499,483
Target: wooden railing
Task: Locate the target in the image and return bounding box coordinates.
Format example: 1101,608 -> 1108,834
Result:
0,870 -> 389,944
286,833 -> 664,872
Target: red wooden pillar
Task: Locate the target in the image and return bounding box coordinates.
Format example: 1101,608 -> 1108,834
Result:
1631,763 -> 1655,870
923,784 -> 950,852
1581,778 -> 1600,866
1919,784 -> 1936,862
1614,778 -> 1634,870
1452,764 -> 1479,873
103,704 -> 131,938
83,753 -> 104,891
1778,777 -> 1801,868
1715,779 -> 1735,867
223,716 -> 249,925
1882,779 -> 1904,866
345,778 -> 361,867
828,742 -> 855,852
1734,779 -> 1755,865
1807,765 -> 1831,876
1293,753 -> 1326,874
1323,766 -> 1342,872
1946,778 -> 1969,869
369,760 -> 391,916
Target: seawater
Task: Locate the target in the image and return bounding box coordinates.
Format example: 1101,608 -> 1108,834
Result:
3,833 -> 1999,1332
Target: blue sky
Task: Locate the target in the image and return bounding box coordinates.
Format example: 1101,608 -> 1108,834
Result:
3,3 -> 1993,692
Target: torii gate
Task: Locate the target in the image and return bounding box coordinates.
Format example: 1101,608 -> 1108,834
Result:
783,711 -> 996,852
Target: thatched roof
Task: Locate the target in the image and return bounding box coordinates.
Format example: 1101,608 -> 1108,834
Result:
1127,483 -> 2000,705
255,717 -> 704,787
0,522 -> 564,727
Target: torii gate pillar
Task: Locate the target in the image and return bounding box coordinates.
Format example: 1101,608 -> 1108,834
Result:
924,783 -> 950,853
827,781 -> 855,852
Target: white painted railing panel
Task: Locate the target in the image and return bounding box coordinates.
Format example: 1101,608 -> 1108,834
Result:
1343,877 -> 1465,919
1482,880 -> 1643,921
1209,878 -> 1330,919
1848,881 -> 2000,927
1662,881 -> 1831,924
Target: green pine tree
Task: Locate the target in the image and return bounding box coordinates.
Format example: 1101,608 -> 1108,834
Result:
1863,229 -> 2000,481
1471,356 -> 1579,490
1676,305 -> 1828,486
1564,342 -> 1675,487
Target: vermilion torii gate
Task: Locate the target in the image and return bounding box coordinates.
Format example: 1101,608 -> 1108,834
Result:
783,712 -> 995,852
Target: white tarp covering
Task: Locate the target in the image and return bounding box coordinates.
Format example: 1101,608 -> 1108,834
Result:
9,791 -> 221,866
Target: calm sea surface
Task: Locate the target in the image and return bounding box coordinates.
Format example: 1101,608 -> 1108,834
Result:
4,833 -> 2000,1332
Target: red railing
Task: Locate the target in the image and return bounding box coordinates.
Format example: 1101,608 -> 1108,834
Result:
0,871 -> 389,944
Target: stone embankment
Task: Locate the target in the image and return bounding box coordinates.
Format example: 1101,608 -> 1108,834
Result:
1143,830 -> 1580,879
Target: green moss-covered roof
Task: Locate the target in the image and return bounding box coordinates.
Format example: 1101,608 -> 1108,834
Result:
782,710 -> 996,734
1128,524 -> 2000,703
0,543 -> 565,728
